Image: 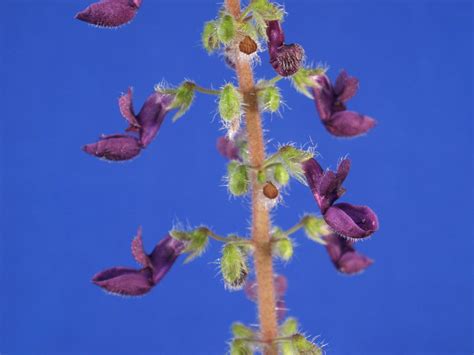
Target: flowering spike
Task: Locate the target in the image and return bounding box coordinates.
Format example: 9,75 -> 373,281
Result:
312,71 -> 377,137
82,134 -> 142,161
75,0 -> 141,28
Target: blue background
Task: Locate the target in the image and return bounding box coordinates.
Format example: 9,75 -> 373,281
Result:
1,0 -> 472,354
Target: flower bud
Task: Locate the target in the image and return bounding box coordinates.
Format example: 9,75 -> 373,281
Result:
273,164 -> 290,186
274,237 -> 293,261
292,334 -> 322,355
202,21 -> 219,53
257,170 -> 267,184
232,322 -> 255,339
263,182 -> 279,199
219,84 -> 242,122
230,339 -> 252,355
228,163 -> 249,196
260,86 -> 281,113
279,317 -> 299,336
221,244 -> 248,290
218,14 -> 236,44
239,36 -> 258,55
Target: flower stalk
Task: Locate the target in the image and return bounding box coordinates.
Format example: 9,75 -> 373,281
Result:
225,0 -> 279,353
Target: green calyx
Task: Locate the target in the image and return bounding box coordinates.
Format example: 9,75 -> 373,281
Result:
303,216 -> 330,244
273,163 -> 290,186
291,67 -> 327,99
218,14 -> 236,44
278,145 -> 314,184
221,244 -> 248,290
219,83 -> 242,122
230,339 -> 253,355
171,227 -> 209,263
202,20 -> 219,53
259,85 -> 281,113
167,82 -> 196,122
232,322 -> 255,339
228,161 -> 249,196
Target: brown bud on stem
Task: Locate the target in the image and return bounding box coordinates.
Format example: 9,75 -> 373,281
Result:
263,182 -> 279,199
239,36 -> 258,55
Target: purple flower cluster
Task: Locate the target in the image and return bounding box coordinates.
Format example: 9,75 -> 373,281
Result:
76,0 -> 142,28
312,70 -> 376,137
83,88 -> 174,161
303,158 -> 378,239
92,227 -> 184,296
266,21 -> 304,77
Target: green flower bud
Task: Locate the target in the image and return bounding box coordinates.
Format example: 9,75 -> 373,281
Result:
260,86 -> 281,113
230,339 -> 252,355
221,244 -> 248,290
202,20 -> 219,53
292,334 -> 322,355
273,163 -> 290,186
228,164 -> 249,196
232,322 -> 255,339
218,14 -> 236,44
170,82 -> 195,122
279,317 -> 299,337
275,237 -> 293,261
257,170 -> 267,184
303,216 -> 330,243
182,227 -> 209,263
219,84 -> 242,122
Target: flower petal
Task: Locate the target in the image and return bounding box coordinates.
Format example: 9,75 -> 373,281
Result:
303,158 -> 325,209
82,134 -> 142,161
92,267 -> 153,296
266,20 -> 285,49
270,43 -> 304,77
312,75 -> 335,121
75,0 -> 140,28
137,92 -> 174,147
334,70 -> 359,103
118,87 -> 140,131
323,234 -> 373,275
323,111 -> 376,137
324,202 -> 379,239
148,235 -> 185,284
131,226 -> 150,267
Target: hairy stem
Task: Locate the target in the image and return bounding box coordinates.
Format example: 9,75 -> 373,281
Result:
225,0 -> 279,353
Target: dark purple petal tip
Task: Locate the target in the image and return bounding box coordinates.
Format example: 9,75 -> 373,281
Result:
324,111 -> 377,137
82,134 -> 142,161
148,235 -> 185,284
92,267 -> 153,296
324,202 -> 379,239
75,0 -> 141,28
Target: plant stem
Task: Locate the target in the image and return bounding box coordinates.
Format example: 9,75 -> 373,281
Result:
225,1 -> 279,354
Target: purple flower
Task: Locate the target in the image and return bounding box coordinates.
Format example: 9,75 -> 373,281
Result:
303,158 -> 379,239
216,136 -> 240,160
312,71 -> 376,137
266,21 -> 304,77
83,134 -> 142,161
75,0 -> 142,28
244,275 -> 288,322
323,233 -> 373,275
92,227 -> 185,296
119,88 -> 174,147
